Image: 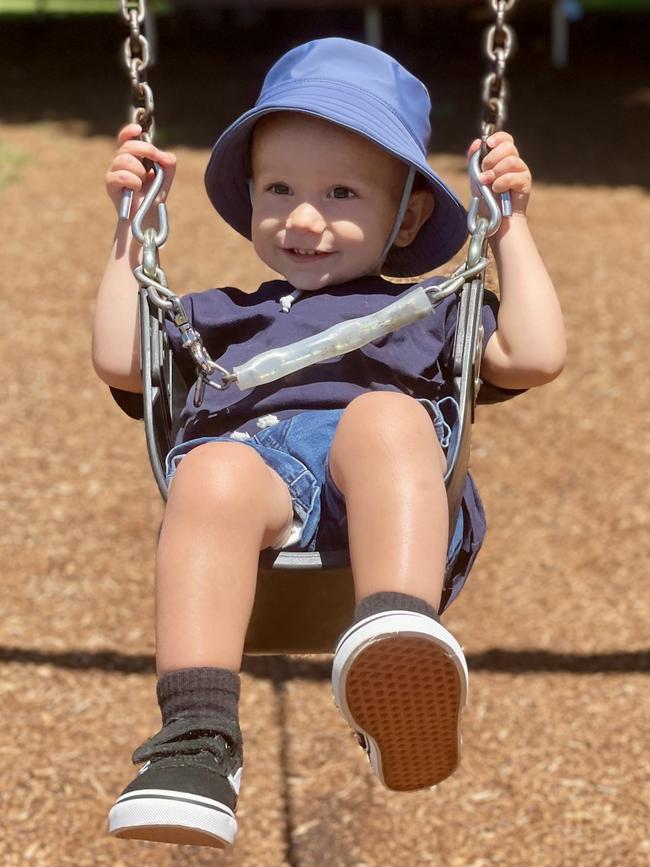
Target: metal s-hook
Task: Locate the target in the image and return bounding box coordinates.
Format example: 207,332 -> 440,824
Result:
131,162 -> 169,246
467,148 -> 505,238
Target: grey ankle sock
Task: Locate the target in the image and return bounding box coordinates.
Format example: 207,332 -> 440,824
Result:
157,667 -> 240,726
353,591 -> 439,624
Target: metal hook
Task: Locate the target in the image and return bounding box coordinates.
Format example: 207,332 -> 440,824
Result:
467,149 -> 504,237
131,162 -> 168,246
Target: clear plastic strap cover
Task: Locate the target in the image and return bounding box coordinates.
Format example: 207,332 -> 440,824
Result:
233,286 -> 432,391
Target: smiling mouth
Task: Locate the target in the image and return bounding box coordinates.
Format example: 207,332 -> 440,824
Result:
283,247 -> 334,262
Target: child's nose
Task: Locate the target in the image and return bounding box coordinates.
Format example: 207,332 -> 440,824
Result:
286,201 -> 326,234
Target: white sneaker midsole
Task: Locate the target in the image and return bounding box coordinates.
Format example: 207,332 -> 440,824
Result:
108,788 -> 237,844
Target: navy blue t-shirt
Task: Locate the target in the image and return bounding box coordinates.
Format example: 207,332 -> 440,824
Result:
154,275 -> 509,443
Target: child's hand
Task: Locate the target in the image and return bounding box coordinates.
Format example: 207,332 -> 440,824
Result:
106,123 -> 177,218
467,132 -> 531,217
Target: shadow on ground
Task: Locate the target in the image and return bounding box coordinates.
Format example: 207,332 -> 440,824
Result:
2,644 -> 649,676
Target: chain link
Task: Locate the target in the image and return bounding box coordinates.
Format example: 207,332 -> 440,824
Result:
120,0 -> 154,137
481,0 -> 517,139
118,1 -> 233,403
135,256 -> 233,401
120,0 -> 145,24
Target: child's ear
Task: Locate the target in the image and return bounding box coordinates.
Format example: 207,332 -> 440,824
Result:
393,189 -> 435,248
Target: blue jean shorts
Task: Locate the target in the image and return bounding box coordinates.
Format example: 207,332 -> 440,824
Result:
165,399 -> 464,566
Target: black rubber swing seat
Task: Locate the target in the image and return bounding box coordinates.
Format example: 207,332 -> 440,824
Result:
254,549 -> 354,654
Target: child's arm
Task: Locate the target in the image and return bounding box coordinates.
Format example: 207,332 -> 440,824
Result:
469,133 -> 566,391
92,123 -> 176,393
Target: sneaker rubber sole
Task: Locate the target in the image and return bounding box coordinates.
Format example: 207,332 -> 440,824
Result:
332,611 -> 468,792
108,788 -> 237,848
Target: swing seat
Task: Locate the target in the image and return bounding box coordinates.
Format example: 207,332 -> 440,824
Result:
138,279 -> 484,655
252,550 -> 353,654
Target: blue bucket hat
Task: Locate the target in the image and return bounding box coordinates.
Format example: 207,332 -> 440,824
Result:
204,37 -> 468,277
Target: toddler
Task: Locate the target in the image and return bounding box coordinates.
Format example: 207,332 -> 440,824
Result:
93,37 -> 565,848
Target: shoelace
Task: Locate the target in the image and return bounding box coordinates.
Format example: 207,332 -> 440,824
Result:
132,714 -> 241,765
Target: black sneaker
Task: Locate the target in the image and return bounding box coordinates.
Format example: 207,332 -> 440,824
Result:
108,715 -> 243,848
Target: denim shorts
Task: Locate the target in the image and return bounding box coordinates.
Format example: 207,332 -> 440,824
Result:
165,399 -> 464,567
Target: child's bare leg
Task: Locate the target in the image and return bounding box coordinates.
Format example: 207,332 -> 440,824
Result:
155,441 -> 293,674
109,441 -> 291,847
328,392 -> 449,610
329,393 -> 466,793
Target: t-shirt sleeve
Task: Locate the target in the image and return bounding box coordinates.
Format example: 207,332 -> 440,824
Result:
108,385 -> 144,420
444,287 -> 527,405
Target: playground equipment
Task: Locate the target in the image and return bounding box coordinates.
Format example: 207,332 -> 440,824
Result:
117,0 -> 517,654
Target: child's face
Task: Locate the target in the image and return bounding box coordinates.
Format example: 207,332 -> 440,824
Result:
250,113 -> 410,291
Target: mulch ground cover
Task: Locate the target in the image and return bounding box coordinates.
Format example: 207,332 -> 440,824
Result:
1,8 -> 649,866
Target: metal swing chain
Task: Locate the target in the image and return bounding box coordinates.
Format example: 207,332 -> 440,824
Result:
120,0 -> 154,201
477,0 -> 518,223
119,0 -> 157,231
469,0 -> 518,239
119,0 -> 231,405
454,0 -> 517,413
482,0 -> 517,139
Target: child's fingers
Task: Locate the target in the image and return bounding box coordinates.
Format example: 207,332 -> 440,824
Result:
115,124 -> 177,170
106,175 -> 142,208
111,151 -> 147,178
481,140 -> 519,171
496,154 -> 528,177
468,131 -> 515,159
108,125 -> 177,212
490,169 -> 531,196
107,155 -> 177,206
116,122 -> 144,146
107,154 -> 148,198
106,165 -> 143,195
485,130 -> 514,149
485,154 -> 528,179
118,138 -> 177,169
468,130 -> 530,212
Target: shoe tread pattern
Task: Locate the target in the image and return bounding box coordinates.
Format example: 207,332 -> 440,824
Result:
345,635 -> 462,791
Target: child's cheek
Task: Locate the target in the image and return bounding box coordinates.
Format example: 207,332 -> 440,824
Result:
252,214 -> 280,246
255,214 -> 281,232
331,218 -> 366,244
251,218 -> 282,271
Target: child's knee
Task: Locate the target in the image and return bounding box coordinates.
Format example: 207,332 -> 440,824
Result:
168,441 -> 270,510
337,392 -> 432,446
331,392 -> 445,484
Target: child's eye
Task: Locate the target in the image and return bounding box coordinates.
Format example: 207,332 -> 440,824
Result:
329,186 -> 356,199
266,183 -> 291,195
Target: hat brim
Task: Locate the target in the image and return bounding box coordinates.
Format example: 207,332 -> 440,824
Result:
204,80 -> 467,277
